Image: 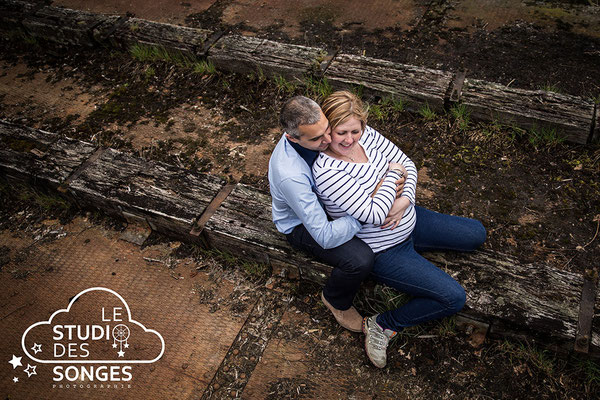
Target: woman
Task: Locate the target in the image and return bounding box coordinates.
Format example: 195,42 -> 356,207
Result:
313,91 -> 486,368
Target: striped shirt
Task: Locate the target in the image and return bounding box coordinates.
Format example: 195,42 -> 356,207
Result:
312,126 -> 418,252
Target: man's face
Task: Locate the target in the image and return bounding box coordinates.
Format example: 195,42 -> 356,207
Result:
286,111 -> 332,151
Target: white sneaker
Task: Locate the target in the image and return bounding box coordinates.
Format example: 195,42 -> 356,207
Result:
362,315 -> 396,368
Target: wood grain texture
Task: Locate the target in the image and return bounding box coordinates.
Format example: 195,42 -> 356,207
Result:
20,5 -> 120,47
325,53 -> 454,111
0,120 -> 96,187
68,148 -> 225,238
113,17 -> 212,55
461,78 -> 595,144
208,34 -> 327,79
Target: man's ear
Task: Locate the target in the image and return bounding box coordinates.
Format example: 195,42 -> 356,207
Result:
285,133 -> 299,143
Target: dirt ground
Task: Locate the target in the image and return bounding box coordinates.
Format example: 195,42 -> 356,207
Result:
1,0 -> 600,398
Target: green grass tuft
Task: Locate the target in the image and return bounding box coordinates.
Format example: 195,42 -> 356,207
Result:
368,96 -> 406,121
129,44 -> 215,75
450,103 -> 471,131
527,124 -> 565,148
539,83 -> 562,93
273,75 -> 298,95
304,76 -> 332,102
418,103 -> 437,120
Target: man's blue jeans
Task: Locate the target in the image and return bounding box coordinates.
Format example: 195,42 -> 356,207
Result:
286,224 -> 374,311
374,206 -> 486,332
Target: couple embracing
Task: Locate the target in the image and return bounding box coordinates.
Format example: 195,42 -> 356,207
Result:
268,91 -> 486,368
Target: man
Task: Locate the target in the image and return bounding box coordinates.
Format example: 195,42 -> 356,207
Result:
268,96 -> 402,332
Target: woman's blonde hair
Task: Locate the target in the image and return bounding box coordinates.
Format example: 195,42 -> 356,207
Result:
321,90 -> 368,132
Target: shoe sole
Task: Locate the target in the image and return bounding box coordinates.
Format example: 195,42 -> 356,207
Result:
321,292 -> 362,333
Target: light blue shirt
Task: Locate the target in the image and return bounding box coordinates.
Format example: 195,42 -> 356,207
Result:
268,134 -> 361,249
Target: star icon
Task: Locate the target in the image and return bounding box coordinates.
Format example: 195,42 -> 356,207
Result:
13,377 -> 19,383
117,350 -> 125,357
31,343 -> 42,354
112,343 -> 118,348
124,343 -> 129,349
24,364 -> 37,377
9,355 -> 22,369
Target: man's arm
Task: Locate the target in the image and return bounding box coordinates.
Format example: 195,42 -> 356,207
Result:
279,176 -> 361,249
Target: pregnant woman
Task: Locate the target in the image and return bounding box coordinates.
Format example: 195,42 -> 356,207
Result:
312,91 -> 486,368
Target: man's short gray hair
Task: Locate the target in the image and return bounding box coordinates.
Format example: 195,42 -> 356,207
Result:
279,96 -> 321,139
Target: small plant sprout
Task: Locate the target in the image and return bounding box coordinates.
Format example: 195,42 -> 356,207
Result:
304,76 -> 333,102
129,44 -> 216,75
418,103 -> 437,120
527,124 -> 565,148
450,103 -> 471,131
273,75 -> 297,94
540,83 -> 561,93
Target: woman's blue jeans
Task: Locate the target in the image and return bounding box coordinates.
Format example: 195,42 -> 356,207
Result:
374,206 -> 487,332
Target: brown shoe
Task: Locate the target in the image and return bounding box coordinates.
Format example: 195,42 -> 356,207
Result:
321,291 -> 363,332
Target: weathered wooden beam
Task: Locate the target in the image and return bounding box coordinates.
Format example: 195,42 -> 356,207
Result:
325,53 -> 454,111
0,120 -> 97,189
574,270 -> 598,353
67,148 -> 226,240
424,251 -> 594,348
202,183 -> 330,279
460,78 -> 595,145
111,17 -> 212,55
591,102 -> 600,144
20,5 -> 121,47
207,35 -> 327,79
0,0 -> 41,31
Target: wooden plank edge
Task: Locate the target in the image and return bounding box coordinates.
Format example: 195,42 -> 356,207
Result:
589,101 -> 599,144
57,147 -> 106,192
574,270 -> 598,353
445,69 -> 466,105
190,182 -> 237,236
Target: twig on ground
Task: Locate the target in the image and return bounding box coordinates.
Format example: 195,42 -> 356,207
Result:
581,215 -> 600,249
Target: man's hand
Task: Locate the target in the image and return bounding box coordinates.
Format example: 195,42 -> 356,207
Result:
381,196 -> 410,230
389,163 -> 407,197
371,163 -> 408,198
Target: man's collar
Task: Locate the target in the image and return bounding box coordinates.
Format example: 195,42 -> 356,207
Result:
286,136 -> 318,166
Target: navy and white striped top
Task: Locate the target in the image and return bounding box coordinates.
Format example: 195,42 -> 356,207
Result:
312,126 -> 418,252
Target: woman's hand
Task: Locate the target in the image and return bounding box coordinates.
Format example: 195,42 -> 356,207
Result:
381,196 -> 410,230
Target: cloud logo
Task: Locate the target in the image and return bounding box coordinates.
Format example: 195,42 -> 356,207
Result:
21,287 -> 165,364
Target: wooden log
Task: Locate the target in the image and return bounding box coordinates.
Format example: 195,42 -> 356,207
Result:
0,0 -> 40,31
202,183 -> 330,279
424,251 -> 600,352
325,53 -> 454,111
460,78 -> 595,145
111,17 -> 212,55
0,120 -> 96,189
594,280 -> 600,350
208,35 -> 327,79
20,5 -> 121,47
67,148 -> 225,240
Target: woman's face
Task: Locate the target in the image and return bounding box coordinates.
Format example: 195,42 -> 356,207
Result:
329,117 -> 363,157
